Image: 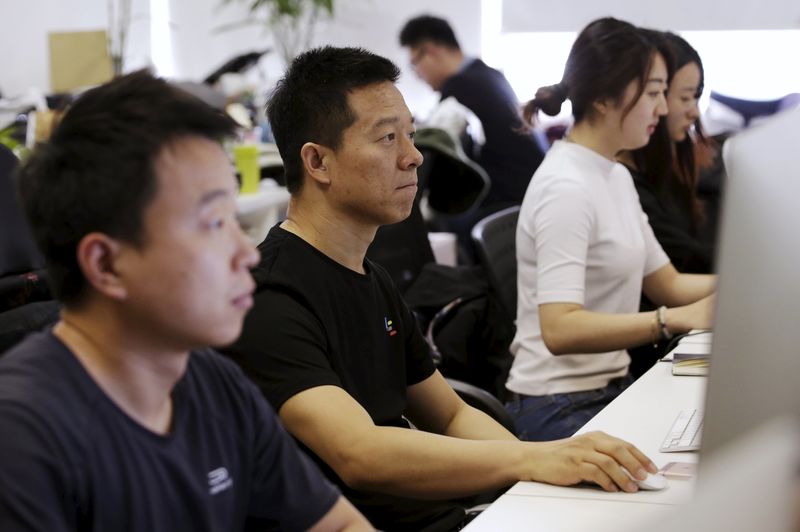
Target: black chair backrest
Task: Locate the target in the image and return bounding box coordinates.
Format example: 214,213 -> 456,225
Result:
0,144 -> 44,277
445,377 -> 516,433
470,206 -> 520,321
0,300 -> 60,356
367,193 -> 435,294
0,145 -> 58,354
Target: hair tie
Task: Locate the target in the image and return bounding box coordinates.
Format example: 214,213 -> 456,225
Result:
553,82 -> 568,102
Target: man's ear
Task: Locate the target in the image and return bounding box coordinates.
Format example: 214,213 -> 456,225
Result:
76,232 -> 129,301
300,142 -> 332,186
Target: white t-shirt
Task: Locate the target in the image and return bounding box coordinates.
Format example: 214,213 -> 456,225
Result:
507,141 -> 669,396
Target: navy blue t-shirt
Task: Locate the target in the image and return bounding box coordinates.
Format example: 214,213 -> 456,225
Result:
441,59 -> 544,206
0,332 -> 340,531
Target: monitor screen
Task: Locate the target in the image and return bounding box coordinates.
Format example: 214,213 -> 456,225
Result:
701,106 -> 800,459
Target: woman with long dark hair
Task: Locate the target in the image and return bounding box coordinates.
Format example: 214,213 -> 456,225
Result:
622,32 -> 718,274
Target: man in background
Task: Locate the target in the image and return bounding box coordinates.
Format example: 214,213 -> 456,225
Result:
399,14 -> 545,211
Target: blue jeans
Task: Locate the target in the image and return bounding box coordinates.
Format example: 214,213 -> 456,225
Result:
505,374 -> 633,441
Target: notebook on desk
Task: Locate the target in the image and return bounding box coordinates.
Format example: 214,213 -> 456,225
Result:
672,351 -> 709,376
661,331 -> 712,375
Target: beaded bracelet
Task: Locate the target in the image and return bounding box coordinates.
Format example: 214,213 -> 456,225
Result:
657,306 -> 673,341
650,311 -> 660,347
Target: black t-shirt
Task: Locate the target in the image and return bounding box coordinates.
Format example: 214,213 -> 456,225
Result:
628,166 -> 714,274
441,59 -> 544,206
0,332 -> 339,532
225,226 -> 465,532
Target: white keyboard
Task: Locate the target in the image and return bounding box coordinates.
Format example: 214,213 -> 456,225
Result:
660,408 -> 703,452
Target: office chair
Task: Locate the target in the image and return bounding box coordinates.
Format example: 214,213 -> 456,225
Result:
708,91 -> 800,129
368,126 -> 489,293
0,145 -> 44,279
203,49 -> 271,85
367,194 -> 435,294
445,377 -> 515,433
470,206 -> 521,322
0,145 -> 58,354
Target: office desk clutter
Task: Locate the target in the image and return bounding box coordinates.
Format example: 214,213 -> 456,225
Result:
233,143 -> 260,194
230,141 -> 289,243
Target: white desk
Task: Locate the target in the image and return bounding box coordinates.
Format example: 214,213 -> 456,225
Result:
236,180 -> 290,244
465,362 -> 706,531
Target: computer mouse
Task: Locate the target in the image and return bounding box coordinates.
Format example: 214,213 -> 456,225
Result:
635,472 -> 668,491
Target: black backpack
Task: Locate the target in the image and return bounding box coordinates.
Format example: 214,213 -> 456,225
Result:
404,263 -> 514,400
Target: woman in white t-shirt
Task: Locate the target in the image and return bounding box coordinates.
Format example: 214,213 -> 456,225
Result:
506,18 -> 715,441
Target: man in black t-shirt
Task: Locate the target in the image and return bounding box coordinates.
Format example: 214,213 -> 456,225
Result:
224,47 -> 660,532
0,72 -> 370,532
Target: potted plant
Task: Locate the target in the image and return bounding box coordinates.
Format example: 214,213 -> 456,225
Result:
218,0 -> 335,65
107,0 -> 133,76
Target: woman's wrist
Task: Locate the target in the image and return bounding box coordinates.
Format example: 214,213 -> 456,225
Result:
657,306 -> 673,341
650,310 -> 660,347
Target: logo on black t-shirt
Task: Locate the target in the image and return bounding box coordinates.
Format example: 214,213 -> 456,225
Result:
208,467 -> 233,495
384,316 -> 397,337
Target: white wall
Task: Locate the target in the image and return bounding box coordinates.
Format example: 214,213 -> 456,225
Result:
0,0 -> 152,98
502,0 -> 800,32
0,0 -> 480,117
481,0 -> 800,117
3,0 -> 793,114
168,0 -> 481,118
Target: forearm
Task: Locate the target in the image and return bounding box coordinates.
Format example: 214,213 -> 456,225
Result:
341,427 -> 526,499
652,273 -> 715,307
643,264 -> 716,307
340,426 -> 659,498
542,308 -> 657,355
283,386 -> 659,498
442,403 -> 518,442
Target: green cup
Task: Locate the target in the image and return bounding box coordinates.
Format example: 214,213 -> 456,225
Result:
233,144 -> 259,194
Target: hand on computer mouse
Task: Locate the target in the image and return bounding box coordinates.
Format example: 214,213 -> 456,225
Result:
526,431 -> 658,493
635,472 -> 668,491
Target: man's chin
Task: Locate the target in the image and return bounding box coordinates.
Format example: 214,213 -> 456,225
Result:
204,325 -> 244,350
390,205 -> 415,225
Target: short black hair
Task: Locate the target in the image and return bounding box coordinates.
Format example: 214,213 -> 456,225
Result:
399,15 -> 460,50
17,70 -> 238,305
267,46 -> 400,194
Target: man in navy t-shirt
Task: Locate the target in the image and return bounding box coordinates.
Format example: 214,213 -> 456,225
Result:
399,14 -> 545,208
0,71 -> 371,532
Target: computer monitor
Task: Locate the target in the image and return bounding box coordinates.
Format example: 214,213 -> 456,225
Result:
701,105 -> 800,459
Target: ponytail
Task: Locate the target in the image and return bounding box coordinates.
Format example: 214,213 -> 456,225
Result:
523,82 -> 568,125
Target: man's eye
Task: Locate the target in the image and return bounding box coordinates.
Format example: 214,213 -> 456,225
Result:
383,133 -> 396,142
